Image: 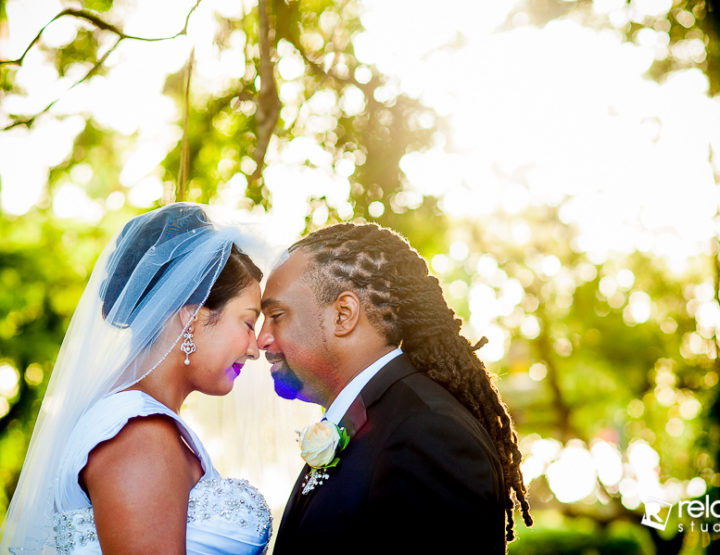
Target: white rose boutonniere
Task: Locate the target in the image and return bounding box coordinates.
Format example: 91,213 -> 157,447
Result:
298,420 -> 350,494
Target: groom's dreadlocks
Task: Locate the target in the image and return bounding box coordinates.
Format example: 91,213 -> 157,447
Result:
290,222 -> 533,544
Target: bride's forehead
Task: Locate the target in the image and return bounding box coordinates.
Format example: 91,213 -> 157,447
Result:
225,282 -> 262,307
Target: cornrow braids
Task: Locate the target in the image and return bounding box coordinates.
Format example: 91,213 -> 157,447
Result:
291,222 -> 533,544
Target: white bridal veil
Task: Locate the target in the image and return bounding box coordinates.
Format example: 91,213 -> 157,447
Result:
0,203 -> 318,553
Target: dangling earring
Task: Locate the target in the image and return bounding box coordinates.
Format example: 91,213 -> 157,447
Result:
180,326 -> 196,365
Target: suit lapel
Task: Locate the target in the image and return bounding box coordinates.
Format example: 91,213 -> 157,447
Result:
279,463 -> 308,523
339,394 -> 367,439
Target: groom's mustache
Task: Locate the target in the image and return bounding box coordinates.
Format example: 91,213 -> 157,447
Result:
265,353 -> 285,365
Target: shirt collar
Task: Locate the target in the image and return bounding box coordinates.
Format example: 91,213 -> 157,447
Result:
324,348 -> 403,425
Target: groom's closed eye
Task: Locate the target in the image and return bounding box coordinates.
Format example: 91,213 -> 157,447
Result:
261,299 -> 284,318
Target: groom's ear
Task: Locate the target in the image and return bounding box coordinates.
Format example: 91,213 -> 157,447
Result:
333,291 -> 360,337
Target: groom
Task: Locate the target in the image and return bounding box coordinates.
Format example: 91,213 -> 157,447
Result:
258,223 -> 530,553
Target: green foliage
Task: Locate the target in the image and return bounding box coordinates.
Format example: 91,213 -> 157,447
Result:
81,0 -> 114,12
509,527 -> 647,555
338,426 -> 350,451
0,207 -> 133,517
507,512 -> 656,554
0,66 -> 15,93
53,29 -> 100,78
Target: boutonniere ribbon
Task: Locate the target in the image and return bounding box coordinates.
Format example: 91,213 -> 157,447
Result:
297,420 -> 350,495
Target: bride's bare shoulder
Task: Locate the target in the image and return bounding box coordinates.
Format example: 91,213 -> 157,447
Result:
80,414 -> 202,554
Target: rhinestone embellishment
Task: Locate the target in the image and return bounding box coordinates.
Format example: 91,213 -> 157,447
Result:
53,509 -> 97,554
187,476 -> 273,537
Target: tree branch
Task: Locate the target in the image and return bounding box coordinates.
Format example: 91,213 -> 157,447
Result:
709,145 -> 720,379
283,29 -> 370,92
247,0 -> 280,189
534,304 -> 583,443
0,2 -> 202,131
177,48 -> 195,202
273,2 -> 377,102
0,2 -> 201,67
2,36 -> 122,131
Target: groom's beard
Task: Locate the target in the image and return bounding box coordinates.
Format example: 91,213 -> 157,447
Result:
268,358 -> 304,400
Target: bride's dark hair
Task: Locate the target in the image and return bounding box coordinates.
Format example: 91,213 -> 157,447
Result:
203,244 -> 262,325
290,222 -> 533,544
101,203 -> 262,328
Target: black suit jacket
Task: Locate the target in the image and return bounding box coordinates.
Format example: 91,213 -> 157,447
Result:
273,354 -> 506,554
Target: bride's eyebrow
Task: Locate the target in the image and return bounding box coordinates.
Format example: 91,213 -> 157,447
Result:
244,308 -> 260,316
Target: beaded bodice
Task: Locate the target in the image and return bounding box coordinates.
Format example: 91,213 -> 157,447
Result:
52,391 -> 272,555
187,476 -> 271,535
53,476 -> 272,554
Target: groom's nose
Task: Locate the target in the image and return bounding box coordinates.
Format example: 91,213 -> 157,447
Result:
257,322 -> 273,351
246,333 -> 259,360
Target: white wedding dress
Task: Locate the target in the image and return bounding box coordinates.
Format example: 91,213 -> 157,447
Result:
51,390 -> 272,555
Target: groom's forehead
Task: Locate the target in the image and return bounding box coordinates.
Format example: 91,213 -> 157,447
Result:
264,251 -> 312,295
270,249 -> 290,270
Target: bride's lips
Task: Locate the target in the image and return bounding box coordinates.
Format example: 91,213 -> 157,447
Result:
231,362 -> 243,376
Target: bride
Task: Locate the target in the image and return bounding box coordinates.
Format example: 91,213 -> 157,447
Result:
1,203 -> 273,554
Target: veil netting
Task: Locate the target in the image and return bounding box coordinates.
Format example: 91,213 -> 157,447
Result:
0,202 -> 319,553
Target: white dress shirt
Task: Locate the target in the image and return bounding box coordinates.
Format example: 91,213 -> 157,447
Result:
324,348 -> 403,425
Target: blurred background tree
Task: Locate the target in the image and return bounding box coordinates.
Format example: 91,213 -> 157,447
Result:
1,0 -> 719,553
